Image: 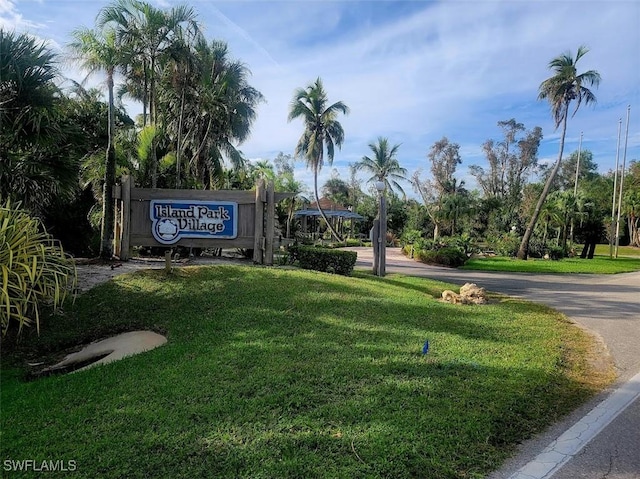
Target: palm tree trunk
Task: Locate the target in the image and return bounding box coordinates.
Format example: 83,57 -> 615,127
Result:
517,107 -> 569,259
150,57 -> 158,188
176,85 -> 185,188
100,74 -> 117,259
313,164 -> 342,242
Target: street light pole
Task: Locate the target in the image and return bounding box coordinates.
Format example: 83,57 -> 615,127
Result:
375,181 -> 386,277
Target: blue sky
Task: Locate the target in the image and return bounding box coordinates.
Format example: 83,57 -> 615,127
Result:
2,0 -> 639,196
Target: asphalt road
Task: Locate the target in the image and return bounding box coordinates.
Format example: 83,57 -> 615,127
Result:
350,247 -> 640,479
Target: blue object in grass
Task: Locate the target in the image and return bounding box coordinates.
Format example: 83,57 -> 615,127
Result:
422,340 -> 430,355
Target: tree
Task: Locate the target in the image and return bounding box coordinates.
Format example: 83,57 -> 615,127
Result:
470,119 -> 542,209
274,152 -> 294,176
288,77 -> 350,242
412,137 -> 462,239
179,39 -> 263,189
322,171 -> 350,206
540,148 -> 598,191
354,137 -> 407,196
251,159 -> 276,182
623,161 -> 640,247
276,172 -> 305,238
98,0 -> 201,187
0,31 -> 79,215
517,46 -> 600,259
68,27 -> 121,258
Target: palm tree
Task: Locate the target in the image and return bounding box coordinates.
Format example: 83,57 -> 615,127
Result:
68,27 -> 121,259
180,39 -> 263,189
355,137 -> 407,196
288,77 -> 349,241
0,31 -> 80,216
517,46 -> 600,259
276,172 -> 305,238
98,0 -> 200,187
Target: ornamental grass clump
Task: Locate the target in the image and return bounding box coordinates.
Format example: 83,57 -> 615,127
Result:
0,201 -> 76,336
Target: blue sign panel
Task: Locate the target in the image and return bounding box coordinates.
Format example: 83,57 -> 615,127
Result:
150,200 -> 238,245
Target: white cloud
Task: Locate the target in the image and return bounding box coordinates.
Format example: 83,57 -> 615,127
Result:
0,0 -> 43,30
7,0 -> 640,197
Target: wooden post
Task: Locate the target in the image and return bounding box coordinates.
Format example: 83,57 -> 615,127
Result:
265,180 -> 275,265
164,250 -> 172,273
372,219 -> 379,275
378,195 -> 386,277
120,175 -> 132,260
253,179 -> 265,264
113,189 -> 121,258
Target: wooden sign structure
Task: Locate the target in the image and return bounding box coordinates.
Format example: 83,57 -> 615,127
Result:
114,176 -> 291,265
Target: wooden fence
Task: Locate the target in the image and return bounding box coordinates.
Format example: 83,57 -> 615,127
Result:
114,176 -> 291,265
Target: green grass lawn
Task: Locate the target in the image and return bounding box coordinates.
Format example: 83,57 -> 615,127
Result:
1,266 -> 612,479
463,255 -> 640,274
586,244 -> 640,257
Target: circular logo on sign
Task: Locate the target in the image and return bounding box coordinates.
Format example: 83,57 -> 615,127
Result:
155,218 -> 179,243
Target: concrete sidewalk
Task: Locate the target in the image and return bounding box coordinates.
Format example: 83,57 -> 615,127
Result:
350,247 -> 640,479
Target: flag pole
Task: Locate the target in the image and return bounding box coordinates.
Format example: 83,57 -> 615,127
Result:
610,119 -> 622,259
614,105 -> 631,258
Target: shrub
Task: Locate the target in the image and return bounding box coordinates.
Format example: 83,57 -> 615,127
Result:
546,245 -> 565,260
386,232 -> 399,247
527,237 -> 546,259
415,246 -> 468,268
399,229 -> 422,247
1,201 -> 76,336
450,233 -> 476,256
345,238 -> 363,247
489,233 -> 521,257
293,246 -> 357,276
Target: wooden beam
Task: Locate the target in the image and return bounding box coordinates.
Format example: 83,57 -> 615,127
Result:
131,188 -> 256,204
120,175 -> 131,260
253,179 -> 265,264
265,181 -> 275,265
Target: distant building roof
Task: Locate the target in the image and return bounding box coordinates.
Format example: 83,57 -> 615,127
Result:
294,197 -> 363,220
308,198 -> 350,211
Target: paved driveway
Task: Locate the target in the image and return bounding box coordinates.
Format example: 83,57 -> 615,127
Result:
350,247 -> 640,479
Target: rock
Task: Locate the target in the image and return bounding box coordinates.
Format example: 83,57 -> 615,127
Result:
442,290 -> 462,304
441,283 -> 488,305
459,283 -> 488,304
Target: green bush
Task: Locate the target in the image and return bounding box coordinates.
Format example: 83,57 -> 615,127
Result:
546,245 -> 565,260
399,229 -> 422,247
415,246 -> 468,268
345,238 -> 363,247
293,246 -> 357,276
527,237 -> 546,258
489,233 -> 521,257
1,201 -> 76,336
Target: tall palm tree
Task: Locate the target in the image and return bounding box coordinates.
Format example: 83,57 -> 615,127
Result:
276,172 -> 305,238
179,39 -> 263,189
288,77 -> 349,241
517,46 -> 600,259
355,137 -> 407,196
68,27 -> 121,259
0,31 -> 79,215
98,0 -> 200,187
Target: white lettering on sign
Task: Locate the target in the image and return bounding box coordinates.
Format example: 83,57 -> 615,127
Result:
150,200 -> 238,244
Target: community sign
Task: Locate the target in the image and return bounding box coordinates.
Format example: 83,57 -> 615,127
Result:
150,200 -> 238,245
